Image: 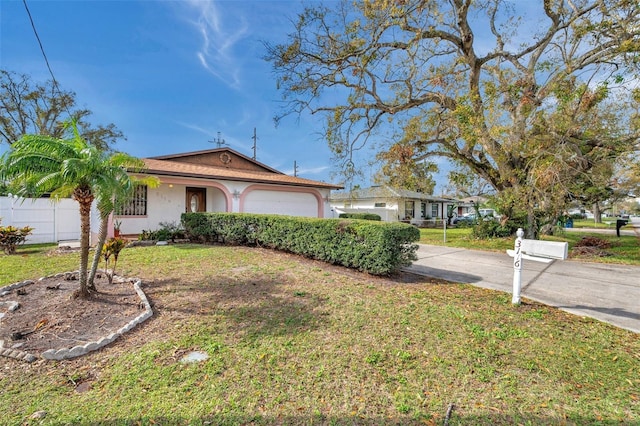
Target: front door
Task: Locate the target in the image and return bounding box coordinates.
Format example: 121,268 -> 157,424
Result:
186,187 -> 206,213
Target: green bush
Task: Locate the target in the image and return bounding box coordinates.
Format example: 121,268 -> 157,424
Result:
138,221 -> 185,242
471,219 -> 516,239
181,213 -> 420,275
0,221 -> 33,254
338,213 -> 382,221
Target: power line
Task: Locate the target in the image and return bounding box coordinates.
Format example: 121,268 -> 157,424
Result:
22,0 -> 72,118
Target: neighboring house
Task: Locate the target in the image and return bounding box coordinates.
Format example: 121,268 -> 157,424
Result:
329,186 -> 457,224
114,148 -> 343,237
456,196 -> 487,217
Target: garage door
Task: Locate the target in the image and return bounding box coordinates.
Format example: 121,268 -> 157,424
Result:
243,190 -> 319,217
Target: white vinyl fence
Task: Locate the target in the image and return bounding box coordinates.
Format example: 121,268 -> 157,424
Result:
0,196 -> 81,244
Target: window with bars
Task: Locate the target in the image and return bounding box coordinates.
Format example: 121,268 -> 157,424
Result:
116,185 -> 147,216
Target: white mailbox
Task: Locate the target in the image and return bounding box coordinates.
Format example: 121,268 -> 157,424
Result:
507,229 -> 568,304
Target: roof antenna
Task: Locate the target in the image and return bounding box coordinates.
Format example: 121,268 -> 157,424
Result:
209,131 -> 227,148
251,127 -> 258,160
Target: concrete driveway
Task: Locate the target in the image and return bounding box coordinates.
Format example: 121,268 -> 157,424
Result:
404,217 -> 640,334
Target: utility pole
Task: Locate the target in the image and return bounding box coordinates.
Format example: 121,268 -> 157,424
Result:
294,160 -> 299,177
251,127 -> 258,160
209,132 -> 227,148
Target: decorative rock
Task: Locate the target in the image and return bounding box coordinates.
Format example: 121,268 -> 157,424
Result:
1,290 -> 10,296
83,342 -> 100,351
0,347 -> 37,362
29,411 -> 47,420
180,351 -> 209,363
156,240 -> 169,245
43,348 -> 68,361
41,349 -> 56,359
23,353 -> 37,363
117,323 -> 132,335
68,345 -> 87,358
96,336 -> 114,347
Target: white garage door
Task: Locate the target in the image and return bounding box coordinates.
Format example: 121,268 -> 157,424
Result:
243,190 -> 319,217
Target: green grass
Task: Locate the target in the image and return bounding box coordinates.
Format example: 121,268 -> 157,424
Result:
1,243 -> 638,425
572,219 -> 617,229
420,226 -> 640,265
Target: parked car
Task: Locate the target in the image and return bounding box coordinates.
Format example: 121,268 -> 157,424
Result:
453,213 -> 477,225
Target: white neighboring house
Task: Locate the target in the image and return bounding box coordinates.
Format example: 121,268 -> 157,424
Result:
114,148 -> 343,237
329,186 -> 457,224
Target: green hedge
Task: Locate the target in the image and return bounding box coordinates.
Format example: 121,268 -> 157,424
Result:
181,213 -> 420,275
338,212 -> 382,221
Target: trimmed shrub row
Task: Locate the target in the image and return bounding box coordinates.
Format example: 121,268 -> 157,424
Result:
338,212 -> 382,221
181,213 -> 420,275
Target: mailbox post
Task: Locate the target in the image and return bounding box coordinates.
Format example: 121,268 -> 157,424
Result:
616,219 -> 628,237
512,228 -> 524,304
507,229 -> 568,305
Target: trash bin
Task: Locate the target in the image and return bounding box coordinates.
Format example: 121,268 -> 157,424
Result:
565,217 -> 573,228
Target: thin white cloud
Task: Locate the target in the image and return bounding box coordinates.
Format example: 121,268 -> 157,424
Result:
176,121 -> 212,136
184,0 -> 249,89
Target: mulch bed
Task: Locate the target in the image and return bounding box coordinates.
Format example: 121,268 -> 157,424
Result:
0,273 -> 143,355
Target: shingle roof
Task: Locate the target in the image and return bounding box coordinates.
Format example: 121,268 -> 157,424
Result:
140,157 -> 343,190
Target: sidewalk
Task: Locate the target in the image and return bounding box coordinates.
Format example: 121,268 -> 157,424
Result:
404,218 -> 640,334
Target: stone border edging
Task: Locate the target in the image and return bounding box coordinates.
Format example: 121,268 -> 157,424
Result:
0,274 -> 153,362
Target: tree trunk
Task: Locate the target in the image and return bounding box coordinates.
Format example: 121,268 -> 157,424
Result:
88,214 -> 109,290
74,187 -> 94,299
593,202 -> 602,223
525,204 -> 537,239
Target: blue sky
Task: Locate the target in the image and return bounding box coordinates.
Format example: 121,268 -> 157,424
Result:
1,0 -> 371,186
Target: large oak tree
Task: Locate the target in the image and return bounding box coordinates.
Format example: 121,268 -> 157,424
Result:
266,0 -> 640,237
0,69 -> 124,150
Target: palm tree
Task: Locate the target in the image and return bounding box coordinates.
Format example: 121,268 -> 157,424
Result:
0,122 -> 147,298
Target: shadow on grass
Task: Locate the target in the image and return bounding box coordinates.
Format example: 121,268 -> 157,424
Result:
142,272 -> 329,339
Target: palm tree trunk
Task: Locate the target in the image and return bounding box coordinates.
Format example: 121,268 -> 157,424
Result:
88,214 -> 109,290
75,187 -> 94,298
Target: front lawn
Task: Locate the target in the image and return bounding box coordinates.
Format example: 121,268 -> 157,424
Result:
419,227 -> 640,265
0,243 -> 638,425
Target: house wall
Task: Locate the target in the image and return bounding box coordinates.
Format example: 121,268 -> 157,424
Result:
330,207 -> 398,222
330,197 -> 458,222
330,198 -> 445,222
0,196 -> 80,243
1,181 -> 334,243
115,177 -> 333,236
116,179 -> 232,235
332,198 -> 400,222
